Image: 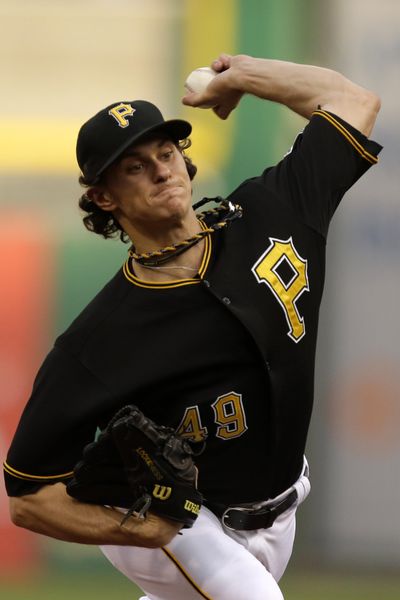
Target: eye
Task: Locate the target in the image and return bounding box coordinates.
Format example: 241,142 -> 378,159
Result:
127,162 -> 144,174
161,149 -> 174,160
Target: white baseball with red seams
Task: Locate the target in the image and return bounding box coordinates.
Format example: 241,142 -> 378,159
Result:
184,67 -> 218,108
184,67 -> 217,94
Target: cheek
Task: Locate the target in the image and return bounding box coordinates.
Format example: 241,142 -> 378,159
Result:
180,166 -> 192,189
115,181 -> 146,204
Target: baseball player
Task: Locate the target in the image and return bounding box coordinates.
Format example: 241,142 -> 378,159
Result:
4,54 -> 381,600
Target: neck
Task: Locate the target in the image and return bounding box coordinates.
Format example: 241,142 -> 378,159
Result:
132,239 -> 205,281
125,209 -> 201,256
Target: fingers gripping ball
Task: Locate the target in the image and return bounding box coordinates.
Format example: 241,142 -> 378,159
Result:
184,66 -> 217,107
67,405 -> 203,528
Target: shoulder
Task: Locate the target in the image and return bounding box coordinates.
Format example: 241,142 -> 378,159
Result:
300,109 -> 382,162
229,109 -> 382,194
56,268 -> 131,354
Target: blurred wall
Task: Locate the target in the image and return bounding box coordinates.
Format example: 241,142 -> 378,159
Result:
0,0 -> 398,578
309,0 -> 400,568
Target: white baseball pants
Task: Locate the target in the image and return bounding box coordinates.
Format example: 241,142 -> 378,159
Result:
100,459 -> 310,600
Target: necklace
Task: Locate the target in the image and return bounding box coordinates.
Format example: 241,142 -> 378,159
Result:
134,261 -> 197,273
129,197 -> 243,267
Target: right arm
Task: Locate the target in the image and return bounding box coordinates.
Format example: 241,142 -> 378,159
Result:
9,483 -> 182,548
182,53 -> 380,136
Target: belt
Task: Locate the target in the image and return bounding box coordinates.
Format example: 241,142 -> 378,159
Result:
206,489 -> 298,531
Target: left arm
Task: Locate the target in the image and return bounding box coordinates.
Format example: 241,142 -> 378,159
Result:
182,54 -> 381,136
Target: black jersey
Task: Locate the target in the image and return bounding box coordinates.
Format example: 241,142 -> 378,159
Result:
4,110 -> 382,504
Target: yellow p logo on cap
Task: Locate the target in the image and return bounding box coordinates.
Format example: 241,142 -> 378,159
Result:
108,103 -> 136,128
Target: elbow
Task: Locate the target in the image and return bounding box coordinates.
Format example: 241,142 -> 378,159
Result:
10,497 -> 25,527
9,496 -> 33,529
370,91 -> 381,114
358,88 -> 381,137
362,88 -> 381,117
326,81 -> 382,137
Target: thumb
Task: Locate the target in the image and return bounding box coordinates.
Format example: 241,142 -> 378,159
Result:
181,92 -> 199,106
181,92 -> 215,109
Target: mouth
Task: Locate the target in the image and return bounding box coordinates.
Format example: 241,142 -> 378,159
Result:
153,185 -> 183,199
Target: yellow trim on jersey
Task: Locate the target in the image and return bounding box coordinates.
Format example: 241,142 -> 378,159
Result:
122,220 -> 212,289
3,461 -> 73,481
312,109 -> 378,164
162,547 -> 214,600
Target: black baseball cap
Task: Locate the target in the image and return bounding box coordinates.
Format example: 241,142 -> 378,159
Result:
76,100 -> 192,184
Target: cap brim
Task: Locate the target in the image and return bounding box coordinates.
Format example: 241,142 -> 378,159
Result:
93,119 -> 192,183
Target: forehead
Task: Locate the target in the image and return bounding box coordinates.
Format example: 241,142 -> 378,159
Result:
121,134 -> 175,158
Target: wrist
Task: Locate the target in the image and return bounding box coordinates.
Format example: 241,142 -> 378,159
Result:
227,54 -> 255,93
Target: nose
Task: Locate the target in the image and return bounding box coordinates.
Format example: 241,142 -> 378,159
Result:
152,159 -> 171,182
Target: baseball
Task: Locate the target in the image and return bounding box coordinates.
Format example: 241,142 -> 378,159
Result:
184,67 -> 217,107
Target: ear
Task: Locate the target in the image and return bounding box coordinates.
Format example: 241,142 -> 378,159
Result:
87,187 -> 117,212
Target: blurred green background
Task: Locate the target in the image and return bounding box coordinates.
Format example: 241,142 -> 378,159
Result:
1,0 -> 399,598
1,570 -> 400,600
0,569 -> 400,600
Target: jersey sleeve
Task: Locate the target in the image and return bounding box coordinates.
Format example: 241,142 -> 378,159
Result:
262,109 -> 383,237
3,345 -> 111,497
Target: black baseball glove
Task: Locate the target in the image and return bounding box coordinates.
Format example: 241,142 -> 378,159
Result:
66,405 -> 203,528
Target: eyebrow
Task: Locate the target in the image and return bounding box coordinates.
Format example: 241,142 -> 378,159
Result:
121,138 -> 174,159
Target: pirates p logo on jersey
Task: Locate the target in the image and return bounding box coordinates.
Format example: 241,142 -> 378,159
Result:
252,237 -> 309,343
108,102 -> 136,128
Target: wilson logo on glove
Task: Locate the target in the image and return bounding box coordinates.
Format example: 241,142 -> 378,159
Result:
184,500 -> 201,515
153,484 -> 172,500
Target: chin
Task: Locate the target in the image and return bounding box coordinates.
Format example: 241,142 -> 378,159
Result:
164,192 -> 191,216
